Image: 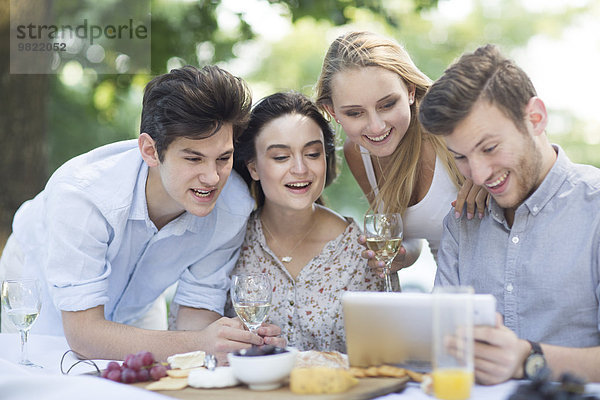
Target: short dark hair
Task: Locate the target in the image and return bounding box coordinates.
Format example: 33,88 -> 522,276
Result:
140,65 -> 252,161
234,91 -> 337,208
419,44 -> 537,136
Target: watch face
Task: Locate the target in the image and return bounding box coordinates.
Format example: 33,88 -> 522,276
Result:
526,354 -> 546,378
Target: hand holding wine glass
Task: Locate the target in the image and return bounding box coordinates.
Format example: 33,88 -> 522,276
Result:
230,274 -> 272,333
363,213 -> 404,292
1,279 -> 42,367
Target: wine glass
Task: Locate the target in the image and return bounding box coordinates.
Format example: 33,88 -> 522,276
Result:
1,279 -> 42,367
364,213 -> 404,292
230,274 -> 272,333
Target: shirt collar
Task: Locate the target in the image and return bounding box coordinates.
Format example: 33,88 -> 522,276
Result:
129,163 -> 205,235
487,144 -> 569,222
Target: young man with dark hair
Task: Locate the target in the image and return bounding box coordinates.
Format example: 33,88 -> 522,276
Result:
419,45 -> 600,384
0,65 -> 283,364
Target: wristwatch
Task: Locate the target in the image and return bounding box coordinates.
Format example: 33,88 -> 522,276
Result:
523,340 -> 547,379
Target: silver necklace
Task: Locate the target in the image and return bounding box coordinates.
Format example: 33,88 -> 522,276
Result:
261,215 -> 316,263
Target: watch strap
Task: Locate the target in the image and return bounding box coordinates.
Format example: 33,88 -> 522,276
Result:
527,340 -> 543,356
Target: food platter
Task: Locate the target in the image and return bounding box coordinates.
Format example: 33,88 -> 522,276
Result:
133,376 -> 409,400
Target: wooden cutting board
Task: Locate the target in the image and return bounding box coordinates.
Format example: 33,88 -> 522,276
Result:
133,376 -> 409,400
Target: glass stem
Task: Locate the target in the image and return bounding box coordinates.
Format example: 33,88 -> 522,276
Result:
383,266 -> 393,292
20,329 -> 30,364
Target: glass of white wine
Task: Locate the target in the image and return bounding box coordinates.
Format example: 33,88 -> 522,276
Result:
364,213 -> 404,292
1,279 -> 42,367
230,274 -> 272,333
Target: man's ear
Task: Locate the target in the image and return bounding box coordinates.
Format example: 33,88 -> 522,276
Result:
525,97 -> 548,136
139,133 -> 160,167
247,160 -> 260,181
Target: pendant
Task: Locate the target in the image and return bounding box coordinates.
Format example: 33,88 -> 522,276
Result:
281,256 -> 293,263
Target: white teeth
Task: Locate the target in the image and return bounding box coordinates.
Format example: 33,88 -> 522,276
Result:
192,189 -> 211,197
287,182 -> 310,188
366,128 -> 391,142
486,172 -> 509,189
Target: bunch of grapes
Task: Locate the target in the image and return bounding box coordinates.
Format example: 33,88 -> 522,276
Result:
101,351 -> 170,383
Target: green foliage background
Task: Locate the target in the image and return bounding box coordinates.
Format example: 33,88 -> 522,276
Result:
45,0 -> 600,223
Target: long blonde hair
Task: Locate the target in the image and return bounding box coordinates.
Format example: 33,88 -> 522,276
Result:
315,31 -> 464,214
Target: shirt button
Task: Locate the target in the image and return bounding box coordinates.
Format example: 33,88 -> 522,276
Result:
533,205 -> 539,213
289,300 -> 294,306
506,283 -> 514,292
512,236 -> 519,244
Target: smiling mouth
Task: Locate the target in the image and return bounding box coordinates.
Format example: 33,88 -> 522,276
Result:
285,182 -> 311,189
364,128 -> 392,143
192,188 -> 214,198
485,171 -> 509,189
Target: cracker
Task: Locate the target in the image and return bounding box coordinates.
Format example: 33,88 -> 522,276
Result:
166,367 -> 203,379
146,377 -> 189,391
376,365 -> 407,378
406,369 -> 426,383
348,367 -> 367,378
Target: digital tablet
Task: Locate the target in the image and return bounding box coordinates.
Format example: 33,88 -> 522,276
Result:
342,291 -> 497,371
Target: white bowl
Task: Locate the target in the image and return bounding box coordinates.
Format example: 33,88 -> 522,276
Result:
227,347 -> 298,390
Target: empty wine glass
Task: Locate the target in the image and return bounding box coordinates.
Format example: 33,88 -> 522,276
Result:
230,274 -> 272,333
1,279 -> 42,367
364,213 -> 404,292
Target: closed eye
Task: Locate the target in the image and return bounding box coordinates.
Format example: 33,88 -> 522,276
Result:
483,145 -> 497,153
380,100 -> 397,110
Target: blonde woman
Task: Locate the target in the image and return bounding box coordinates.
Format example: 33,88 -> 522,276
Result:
316,31 -> 484,276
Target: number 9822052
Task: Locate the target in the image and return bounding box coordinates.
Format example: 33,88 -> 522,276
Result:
17,42 -> 66,51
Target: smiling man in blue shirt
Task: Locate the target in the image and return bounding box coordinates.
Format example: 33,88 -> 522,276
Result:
0,65 -> 283,364
419,45 -> 600,384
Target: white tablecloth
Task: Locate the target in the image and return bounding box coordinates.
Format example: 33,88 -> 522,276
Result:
1,333 -> 599,399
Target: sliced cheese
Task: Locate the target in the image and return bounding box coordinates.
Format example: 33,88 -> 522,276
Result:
290,367 -> 358,394
166,350 -> 205,370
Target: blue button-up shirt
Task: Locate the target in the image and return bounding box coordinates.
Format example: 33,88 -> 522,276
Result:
436,145 -> 600,347
10,140 -> 254,335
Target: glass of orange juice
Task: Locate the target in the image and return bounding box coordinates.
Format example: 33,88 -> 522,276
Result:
432,286 -> 474,400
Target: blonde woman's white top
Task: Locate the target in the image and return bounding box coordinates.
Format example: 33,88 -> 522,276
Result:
359,146 -> 457,261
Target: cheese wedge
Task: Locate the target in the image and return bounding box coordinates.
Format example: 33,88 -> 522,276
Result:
188,367 -> 239,388
290,367 -> 358,394
166,350 -> 206,370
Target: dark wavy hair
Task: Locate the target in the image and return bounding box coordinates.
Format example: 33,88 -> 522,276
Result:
234,91 -> 337,208
140,65 -> 252,161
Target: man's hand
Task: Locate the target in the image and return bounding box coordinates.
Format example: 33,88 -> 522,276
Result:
357,234 -> 408,276
453,178 -> 488,220
473,313 -> 531,385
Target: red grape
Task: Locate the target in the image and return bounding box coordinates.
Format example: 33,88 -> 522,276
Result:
121,368 -> 137,384
140,351 -> 154,366
106,361 -> 121,371
128,355 -> 143,371
123,353 -> 135,368
106,369 -> 121,382
149,364 -> 167,381
136,368 -> 150,382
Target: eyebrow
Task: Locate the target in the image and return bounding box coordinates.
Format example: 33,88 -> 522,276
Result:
339,94 -> 396,109
266,140 -> 323,151
181,148 -> 234,157
446,137 -> 490,156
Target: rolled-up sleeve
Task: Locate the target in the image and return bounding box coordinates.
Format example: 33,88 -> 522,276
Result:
44,182 -> 113,311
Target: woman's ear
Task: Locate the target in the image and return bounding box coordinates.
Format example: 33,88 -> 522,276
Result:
323,104 -> 338,123
247,160 -> 260,181
139,133 -> 160,167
